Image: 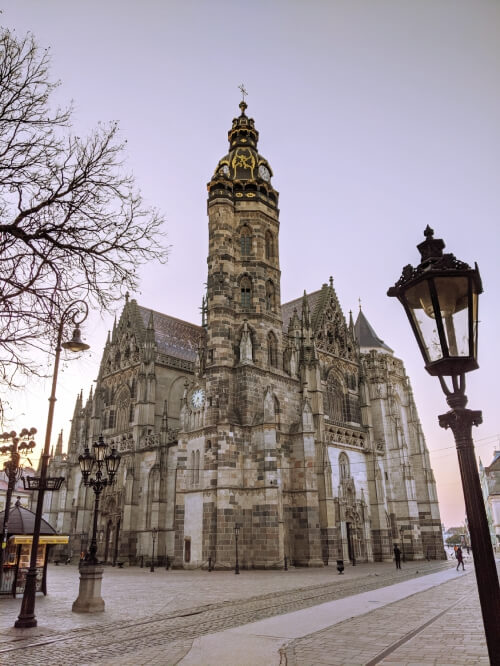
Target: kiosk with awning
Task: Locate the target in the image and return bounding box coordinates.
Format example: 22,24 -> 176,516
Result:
0,499 -> 68,597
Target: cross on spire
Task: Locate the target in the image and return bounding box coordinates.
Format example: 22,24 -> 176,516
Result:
238,83 -> 248,102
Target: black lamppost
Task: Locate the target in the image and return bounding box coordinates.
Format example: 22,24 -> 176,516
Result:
0,429 -> 36,588
15,300 -> 90,629
234,523 -> 240,575
78,435 -> 121,565
400,526 -> 406,563
150,527 -> 158,572
388,226 -> 500,663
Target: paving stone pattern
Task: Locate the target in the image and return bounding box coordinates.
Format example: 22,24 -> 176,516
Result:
0,561 -> 453,665
281,570 -> 489,666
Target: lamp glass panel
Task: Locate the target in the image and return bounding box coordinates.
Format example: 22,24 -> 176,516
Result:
405,281 -> 443,362
105,449 -> 121,476
434,277 -> 470,358
79,450 -> 94,475
472,291 -> 479,359
93,440 -> 107,462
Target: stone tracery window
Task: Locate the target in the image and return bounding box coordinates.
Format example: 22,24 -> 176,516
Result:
240,276 -> 252,308
240,225 -> 252,257
325,375 -> 343,422
268,331 -> 278,368
146,466 -> 160,528
339,452 -> 350,480
265,230 -> 274,260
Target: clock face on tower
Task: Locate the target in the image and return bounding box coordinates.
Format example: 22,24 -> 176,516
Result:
258,164 -> 271,182
190,388 -> 205,409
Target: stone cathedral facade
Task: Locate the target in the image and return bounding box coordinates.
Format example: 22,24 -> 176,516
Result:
44,102 -> 444,568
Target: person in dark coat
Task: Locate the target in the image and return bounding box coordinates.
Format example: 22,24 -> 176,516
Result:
394,544 -> 402,569
456,546 -> 465,570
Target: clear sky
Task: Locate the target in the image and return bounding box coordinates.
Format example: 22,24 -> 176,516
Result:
3,1 -> 499,528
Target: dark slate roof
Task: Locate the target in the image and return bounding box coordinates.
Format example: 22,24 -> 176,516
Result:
0,502 -> 57,536
137,306 -> 202,362
354,310 -> 393,353
281,290 -> 323,331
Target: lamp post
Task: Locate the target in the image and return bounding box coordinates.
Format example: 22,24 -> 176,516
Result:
15,300 -> 89,629
234,523 -> 240,575
150,527 -> 158,572
72,435 -> 120,613
0,429 -> 36,589
400,526 -> 406,563
388,226 -> 500,663
78,435 -> 121,565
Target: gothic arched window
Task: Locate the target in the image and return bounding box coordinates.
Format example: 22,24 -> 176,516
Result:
195,450 -> 200,485
240,276 -> 252,309
325,375 -> 343,423
268,332 -> 278,368
240,225 -> 252,257
130,377 -> 137,399
265,231 -> 274,260
339,452 -> 350,480
265,280 -> 276,312
190,451 -> 195,486
274,396 -> 280,429
146,467 -> 160,528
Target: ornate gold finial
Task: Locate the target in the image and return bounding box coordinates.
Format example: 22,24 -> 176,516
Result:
358,297 -> 362,311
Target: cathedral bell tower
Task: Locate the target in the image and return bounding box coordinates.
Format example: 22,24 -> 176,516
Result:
204,100 -> 283,422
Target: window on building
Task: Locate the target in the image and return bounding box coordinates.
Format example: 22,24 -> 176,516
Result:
240,276 -> 252,308
129,403 -> 134,423
240,225 -> 252,257
146,467 -> 160,528
274,396 -> 280,429
190,451 -> 195,486
130,378 -> 137,399
325,376 -> 343,423
339,452 -> 350,480
265,231 -> 274,260
108,409 -> 116,429
268,331 -> 278,368
195,450 -> 200,485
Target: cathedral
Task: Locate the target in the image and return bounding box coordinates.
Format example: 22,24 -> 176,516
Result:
44,101 -> 444,568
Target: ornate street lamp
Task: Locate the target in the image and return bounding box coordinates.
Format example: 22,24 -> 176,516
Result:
234,523 -> 240,575
150,527 -> 158,572
0,429 -> 36,588
72,435 -> 120,614
15,300 -> 89,629
388,227 -> 500,663
78,435 -> 121,566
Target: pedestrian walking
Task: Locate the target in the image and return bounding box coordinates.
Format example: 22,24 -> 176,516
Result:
456,546 -> 465,571
394,544 -> 401,569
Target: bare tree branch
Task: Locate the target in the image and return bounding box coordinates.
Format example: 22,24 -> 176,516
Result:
0,27 -> 168,387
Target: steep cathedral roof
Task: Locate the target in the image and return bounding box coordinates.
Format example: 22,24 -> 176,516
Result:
354,309 -> 393,354
136,306 -> 202,362
281,290 -> 324,331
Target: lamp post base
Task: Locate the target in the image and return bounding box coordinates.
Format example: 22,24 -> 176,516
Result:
72,564 -> 105,613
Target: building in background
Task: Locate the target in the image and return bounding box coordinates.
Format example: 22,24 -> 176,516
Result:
479,451 -> 500,552
43,102 -> 444,567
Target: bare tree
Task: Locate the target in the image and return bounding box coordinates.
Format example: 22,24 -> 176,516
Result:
0,27 -> 167,386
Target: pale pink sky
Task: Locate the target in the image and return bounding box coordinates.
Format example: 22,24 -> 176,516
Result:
3,1 -> 500,528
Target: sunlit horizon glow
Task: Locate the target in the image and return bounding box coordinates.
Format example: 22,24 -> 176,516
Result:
2,1 -> 500,529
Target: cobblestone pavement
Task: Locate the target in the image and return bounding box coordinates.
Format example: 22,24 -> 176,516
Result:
0,559 -> 453,665
281,568 -> 490,665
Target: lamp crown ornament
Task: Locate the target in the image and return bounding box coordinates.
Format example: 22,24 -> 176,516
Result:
388,228 -> 483,377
